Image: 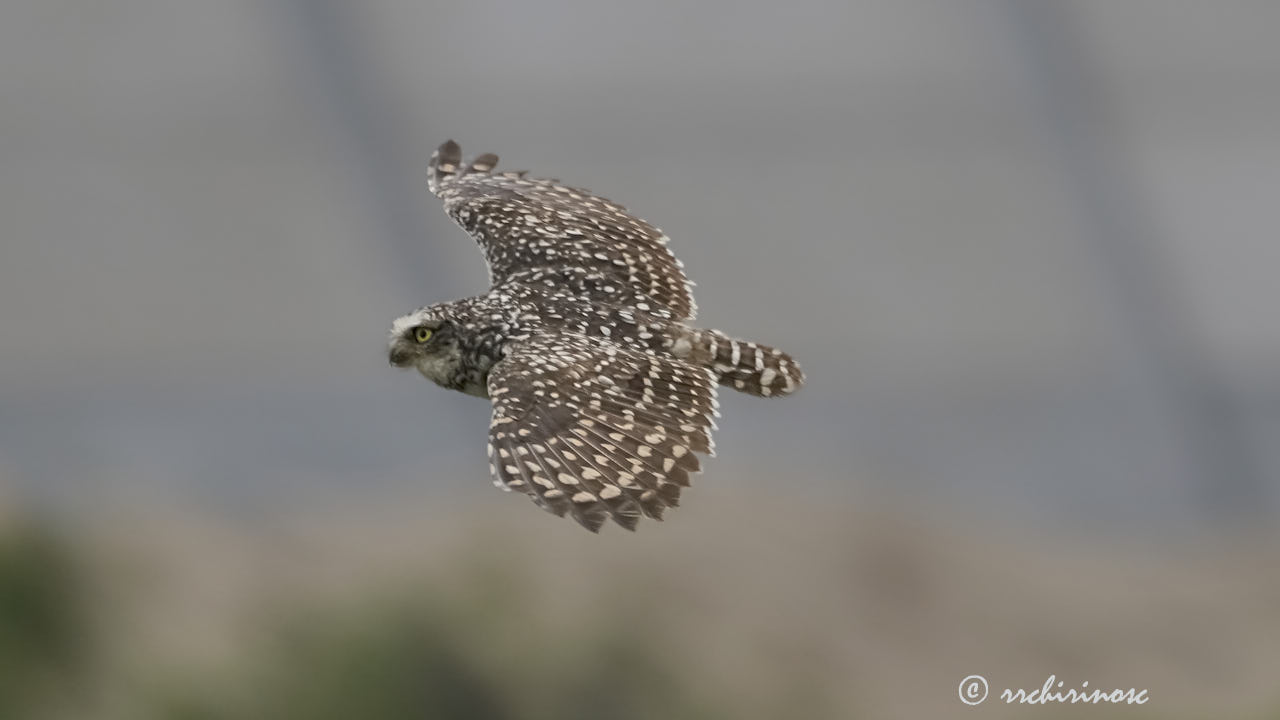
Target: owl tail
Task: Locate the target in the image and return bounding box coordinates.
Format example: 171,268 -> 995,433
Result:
682,329 -> 805,397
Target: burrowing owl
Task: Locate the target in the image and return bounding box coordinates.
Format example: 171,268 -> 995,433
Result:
388,141 -> 804,532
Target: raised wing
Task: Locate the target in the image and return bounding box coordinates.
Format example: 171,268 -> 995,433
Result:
429,140 -> 697,321
485,332 -> 719,532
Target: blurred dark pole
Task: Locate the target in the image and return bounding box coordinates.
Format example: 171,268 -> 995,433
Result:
1001,2 -> 1265,524
268,0 -> 437,297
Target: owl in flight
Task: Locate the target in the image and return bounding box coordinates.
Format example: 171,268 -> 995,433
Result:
388,141 -> 804,532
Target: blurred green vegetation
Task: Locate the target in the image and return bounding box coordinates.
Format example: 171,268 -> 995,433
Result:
0,518 -> 90,719
151,563 -> 731,720
0,514 -> 762,720
1,513 -> 1277,720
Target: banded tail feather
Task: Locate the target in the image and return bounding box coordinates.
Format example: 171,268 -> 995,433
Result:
674,329 -> 805,397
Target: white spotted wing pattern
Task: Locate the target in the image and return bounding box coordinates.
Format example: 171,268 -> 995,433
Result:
486,333 -> 717,531
430,140 -> 697,322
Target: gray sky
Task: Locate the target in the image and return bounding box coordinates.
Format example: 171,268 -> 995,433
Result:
2,1 -> 1277,530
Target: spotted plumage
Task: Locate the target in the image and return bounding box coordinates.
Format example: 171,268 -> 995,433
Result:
388,140 -> 804,531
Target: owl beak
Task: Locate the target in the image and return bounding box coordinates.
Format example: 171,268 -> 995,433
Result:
388,344 -> 413,367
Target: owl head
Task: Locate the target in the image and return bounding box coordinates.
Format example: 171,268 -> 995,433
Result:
387,305 -> 465,388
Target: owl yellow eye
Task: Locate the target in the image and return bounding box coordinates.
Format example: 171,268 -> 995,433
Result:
414,327 -> 433,343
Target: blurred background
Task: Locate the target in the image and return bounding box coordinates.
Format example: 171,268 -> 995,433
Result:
2,1 -> 1278,718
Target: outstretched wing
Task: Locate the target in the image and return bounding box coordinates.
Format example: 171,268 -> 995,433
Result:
429,140 -> 697,321
486,332 -> 719,532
